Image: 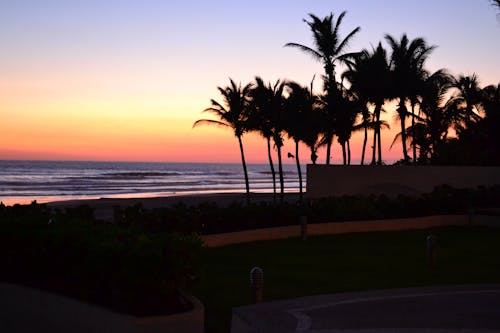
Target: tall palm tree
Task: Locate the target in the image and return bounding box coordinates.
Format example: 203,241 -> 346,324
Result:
283,80 -> 318,201
343,42 -> 391,165
248,77 -> 277,201
335,85 -> 361,165
193,79 -> 253,204
267,80 -> 287,198
407,70 -> 455,162
285,11 -> 360,164
385,34 -> 435,163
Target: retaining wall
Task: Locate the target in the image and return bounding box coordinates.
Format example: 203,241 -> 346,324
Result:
306,165 -> 500,198
201,215 -> 470,248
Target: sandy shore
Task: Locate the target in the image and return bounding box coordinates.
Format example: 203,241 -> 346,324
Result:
47,192 -> 302,220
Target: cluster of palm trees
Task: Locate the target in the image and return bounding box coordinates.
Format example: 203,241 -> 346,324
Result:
194,11 -> 500,203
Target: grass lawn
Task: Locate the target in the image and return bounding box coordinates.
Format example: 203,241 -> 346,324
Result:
194,226 -> 500,333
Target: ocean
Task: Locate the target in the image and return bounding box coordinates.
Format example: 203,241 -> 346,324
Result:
0,160 -> 304,205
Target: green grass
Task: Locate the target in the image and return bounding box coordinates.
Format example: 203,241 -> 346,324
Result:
194,226 -> 500,333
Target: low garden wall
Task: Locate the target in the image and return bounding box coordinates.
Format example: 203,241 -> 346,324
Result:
201,214 -> 470,247
306,165 -> 500,198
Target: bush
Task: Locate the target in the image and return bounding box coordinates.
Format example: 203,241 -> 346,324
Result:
0,203 -> 202,316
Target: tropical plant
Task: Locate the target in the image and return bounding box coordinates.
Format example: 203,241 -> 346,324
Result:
266,80 -> 287,198
451,74 -> 483,134
492,0 -> 500,11
285,11 -> 360,164
283,80 -> 318,201
403,70 -> 455,162
334,85 -> 362,165
193,79 -> 253,204
385,34 -> 436,163
248,77 -> 278,201
342,43 -> 391,164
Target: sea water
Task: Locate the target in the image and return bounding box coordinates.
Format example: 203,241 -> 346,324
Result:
0,160 -> 303,205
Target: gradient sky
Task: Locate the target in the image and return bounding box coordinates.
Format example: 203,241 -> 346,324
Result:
1,0 -> 499,163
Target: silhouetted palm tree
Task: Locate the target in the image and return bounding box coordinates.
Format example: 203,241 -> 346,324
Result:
406,70 -> 455,162
385,34 -> 435,163
479,83 -> 500,164
343,43 -> 391,165
283,80 -> 317,201
193,79 -> 253,204
452,74 -> 483,132
248,77 -> 277,201
266,80 -> 287,199
335,86 -> 361,165
285,11 -> 360,164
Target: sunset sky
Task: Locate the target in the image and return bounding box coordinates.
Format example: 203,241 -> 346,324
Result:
1,0 -> 499,164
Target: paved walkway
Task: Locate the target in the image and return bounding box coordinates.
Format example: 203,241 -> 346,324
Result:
231,285 -> 500,333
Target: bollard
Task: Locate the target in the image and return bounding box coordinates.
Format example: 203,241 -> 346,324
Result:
250,267 -> 264,303
300,216 -> 308,241
426,235 -> 438,271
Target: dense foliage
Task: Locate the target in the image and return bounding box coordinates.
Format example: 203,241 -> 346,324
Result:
0,202 -> 202,316
46,185 -> 500,235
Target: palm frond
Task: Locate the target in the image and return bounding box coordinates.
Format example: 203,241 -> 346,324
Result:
284,42 -> 322,61
336,26 -> 361,56
192,119 -> 230,130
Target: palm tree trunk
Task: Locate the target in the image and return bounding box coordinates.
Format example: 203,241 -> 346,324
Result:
325,135 -> 333,165
295,139 -> 303,203
266,137 -> 276,203
341,142 -> 347,165
347,140 -> 351,165
377,111 -> 383,165
276,142 -> 285,204
361,122 -> 368,165
238,135 -> 250,205
371,103 -> 382,165
411,103 -> 417,164
310,147 -> 317,165
399,98 -> 409,162
371,128 -> 377,165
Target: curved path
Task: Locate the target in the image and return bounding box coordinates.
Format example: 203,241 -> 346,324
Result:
232,285 -> 500,332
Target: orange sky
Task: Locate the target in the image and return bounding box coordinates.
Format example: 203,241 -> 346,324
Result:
1,1 -> 498,164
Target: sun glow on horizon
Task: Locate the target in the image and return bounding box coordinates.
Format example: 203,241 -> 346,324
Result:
1,1 -> 498,164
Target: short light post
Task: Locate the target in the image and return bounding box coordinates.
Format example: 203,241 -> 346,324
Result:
426,235 -> 438,271
250,267 -> 264,304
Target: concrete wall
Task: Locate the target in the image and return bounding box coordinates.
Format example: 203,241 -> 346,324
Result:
306,165 -> 500,198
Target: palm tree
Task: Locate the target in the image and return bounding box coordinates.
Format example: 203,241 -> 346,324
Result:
408,70 -> 455,162
334,85 -> 361,165
248,77 -> 277,201
492,0 -> 500,10
193,79 -> 253,204
452,74 -> 483,132
385,34 -> 435,163
285,11 -> 360,164
343,43 -> 391,165
479,83 -> 500,164
266,80 -> 287,199
283,80 -> 318,201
